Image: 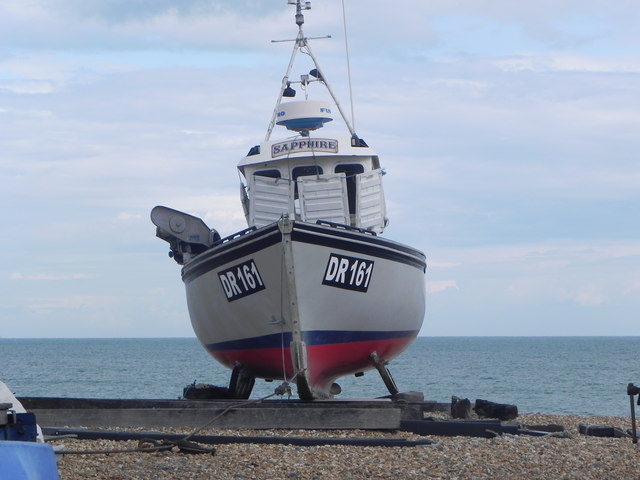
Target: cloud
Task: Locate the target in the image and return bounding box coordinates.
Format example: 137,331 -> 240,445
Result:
426,280 -> 460,294
434,243 -> 640,269
506,277 -> 608,307
40,0 -> 283,24
428,261 -> 461,269
115,212 -> 142,222
624,280 -> 640,295
568,284 -> 606,306
0,1 -> 288,52
26,295 -> 115,310
3,0 -> 639,59
11,273 -> 93,281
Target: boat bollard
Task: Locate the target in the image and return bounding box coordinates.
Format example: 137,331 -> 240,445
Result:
627,383 -> 639,444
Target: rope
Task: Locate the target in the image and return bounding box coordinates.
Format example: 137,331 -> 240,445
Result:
53,386 -> 290,456
341,0 -> 355,131
53,443 -> 173,456
179,392 -> 277,443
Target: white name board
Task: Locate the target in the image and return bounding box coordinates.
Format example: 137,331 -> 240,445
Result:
271,138 -> 338,158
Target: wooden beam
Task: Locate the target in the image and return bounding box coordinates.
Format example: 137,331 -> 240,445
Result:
31,405 -> 401,430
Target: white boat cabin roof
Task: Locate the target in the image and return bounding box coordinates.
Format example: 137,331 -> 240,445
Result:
237,134 -> 380,172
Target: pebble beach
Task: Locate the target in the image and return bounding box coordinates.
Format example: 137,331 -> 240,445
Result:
53,413 -> 639,479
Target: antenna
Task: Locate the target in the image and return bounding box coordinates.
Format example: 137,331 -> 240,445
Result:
288,0 -> 311,26
265,0 -> 357,141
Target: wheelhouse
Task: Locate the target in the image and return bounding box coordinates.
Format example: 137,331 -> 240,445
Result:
238,134 -> 388,233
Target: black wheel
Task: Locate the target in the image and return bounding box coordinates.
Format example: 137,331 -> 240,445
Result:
295,373 -> 314,401
228,363 -> 255,399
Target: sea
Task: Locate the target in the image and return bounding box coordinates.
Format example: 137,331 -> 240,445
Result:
1,337 -> 638,417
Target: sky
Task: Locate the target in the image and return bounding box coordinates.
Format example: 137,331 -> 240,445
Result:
1,0 -> 638,338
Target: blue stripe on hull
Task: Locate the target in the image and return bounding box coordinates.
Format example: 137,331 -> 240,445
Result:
206,329 -> 419,352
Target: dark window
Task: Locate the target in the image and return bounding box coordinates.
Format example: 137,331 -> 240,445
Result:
292,165 -> 323,180
292,165 -> 323,198
335,164 -> 364,214
254,169 -> 281,179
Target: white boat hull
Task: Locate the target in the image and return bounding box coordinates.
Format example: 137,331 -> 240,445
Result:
181,219 -> 426,399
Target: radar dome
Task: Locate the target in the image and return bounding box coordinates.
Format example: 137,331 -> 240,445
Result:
276,101 -> 333,132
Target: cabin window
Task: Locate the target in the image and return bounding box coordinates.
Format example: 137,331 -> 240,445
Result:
292,165 -> 323,180
335,164 -> 364,214
292,165 -> 323,198
254,169 -> 281,179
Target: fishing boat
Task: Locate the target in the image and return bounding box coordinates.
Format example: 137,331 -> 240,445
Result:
151,0 -> 426,400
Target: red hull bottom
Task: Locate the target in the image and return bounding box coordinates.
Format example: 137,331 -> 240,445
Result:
209,336 -> 414,396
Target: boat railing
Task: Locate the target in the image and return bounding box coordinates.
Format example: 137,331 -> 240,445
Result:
215,226 -> 258,245
215,220 -> 376,248
315,219 -> 377,236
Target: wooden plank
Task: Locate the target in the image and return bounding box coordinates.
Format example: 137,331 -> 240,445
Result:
31,406 -> 401,430
20,395 -> 452,430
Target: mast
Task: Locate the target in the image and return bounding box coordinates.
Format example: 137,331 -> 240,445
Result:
265,0 -> 357,142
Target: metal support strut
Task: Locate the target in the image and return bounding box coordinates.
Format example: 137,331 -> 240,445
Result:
370,351 -> 399,396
